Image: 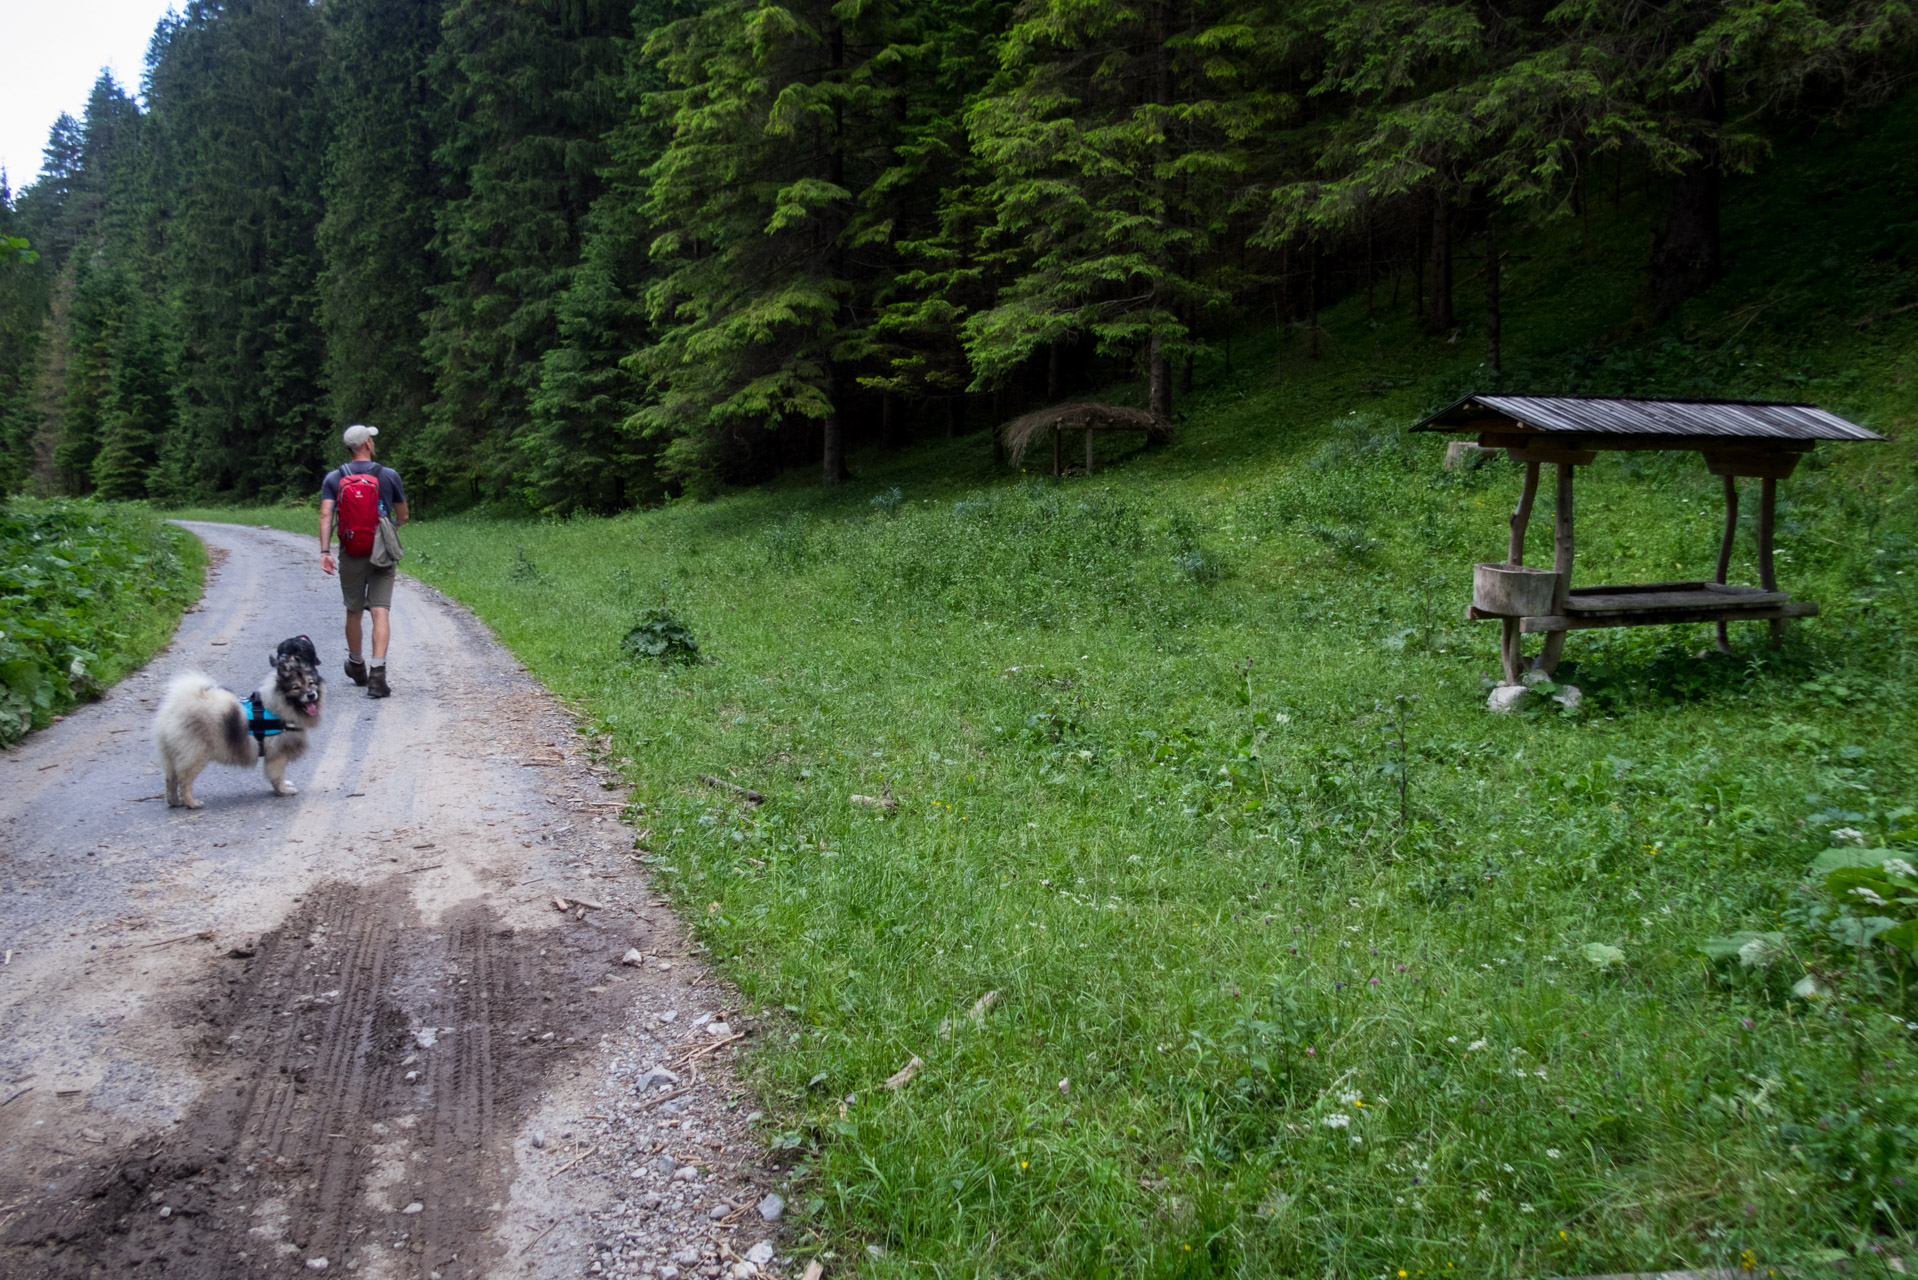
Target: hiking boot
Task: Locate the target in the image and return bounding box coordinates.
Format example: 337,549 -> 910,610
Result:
366,665 -> 391,699
344,656 -> 368,687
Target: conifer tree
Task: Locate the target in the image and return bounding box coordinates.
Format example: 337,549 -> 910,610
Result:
858,0 -> 1013,435
420,0 -> 632,504
318,0 -> 447,446
637,0 -> 935,487
0,177 -> 51,494
91,297 -> 173,500
53,252 -> 126,492
961,0 -> 1292,421
14,115 -> 85,269
151,0 -> 330,498
521,0 -> 694,513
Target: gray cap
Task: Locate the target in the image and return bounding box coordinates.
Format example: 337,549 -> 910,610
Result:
342,424 -> 379,448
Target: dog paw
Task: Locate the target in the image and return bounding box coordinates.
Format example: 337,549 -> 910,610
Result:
273,783 -> 299,796
184,798 -> 205,810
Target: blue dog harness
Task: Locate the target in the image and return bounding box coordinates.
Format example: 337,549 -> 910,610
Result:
241,694 -> 294,758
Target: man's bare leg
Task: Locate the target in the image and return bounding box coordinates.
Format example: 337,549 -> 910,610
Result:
345,609 -> 364,656
369,607 -> 391,660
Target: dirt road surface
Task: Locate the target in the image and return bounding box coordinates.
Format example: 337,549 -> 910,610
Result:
0,524 -> 787,1280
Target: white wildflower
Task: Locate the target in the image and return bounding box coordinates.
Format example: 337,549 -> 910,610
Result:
1322,1113 -> 1352,1130
1349,1135 -> 1363,1145
1474,1189 -> 1493,1203
1830,827 -> 1867,845
1883,857 -> 1917,881
1446,1036 -> 1458,1043
1545,1149 -> 1561,1159
1467,1039 -> 1487,1052
1338,1090 -> 1364,1107
1850,885 -> 1889,906
1519,1203 -> 1535,1214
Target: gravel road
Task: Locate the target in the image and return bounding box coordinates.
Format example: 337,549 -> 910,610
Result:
0,523 -> 792,1280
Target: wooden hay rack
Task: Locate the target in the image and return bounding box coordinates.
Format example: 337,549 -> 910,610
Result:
1002,402 -> 1172,476
1413,394 -> 1885,686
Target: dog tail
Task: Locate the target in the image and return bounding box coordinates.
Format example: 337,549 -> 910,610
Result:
221,699 -> 249,759
158,671 -> 220,711
156,671 -> 250,763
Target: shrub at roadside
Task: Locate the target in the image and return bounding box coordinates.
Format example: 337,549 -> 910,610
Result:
0,499 -> 205,746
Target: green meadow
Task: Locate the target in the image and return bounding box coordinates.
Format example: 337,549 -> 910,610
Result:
168,104 -> 1918,1277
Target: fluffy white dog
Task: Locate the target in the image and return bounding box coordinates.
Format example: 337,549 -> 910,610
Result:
154,638 -> 325,808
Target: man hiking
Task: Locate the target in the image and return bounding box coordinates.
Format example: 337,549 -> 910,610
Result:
319,424 -> 409,698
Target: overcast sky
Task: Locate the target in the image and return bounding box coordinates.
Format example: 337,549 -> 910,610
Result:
2,0 -> 181,194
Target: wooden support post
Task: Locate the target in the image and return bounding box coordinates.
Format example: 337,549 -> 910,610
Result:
1533,462 -> 1575,676
1509,461 -> 1539,566
1500,461 -> 1541,684
1759,476 -> 1782,649
1052,426 -> 1062,477
1086,427 -> 1094,475
1715,473 -> 1738,653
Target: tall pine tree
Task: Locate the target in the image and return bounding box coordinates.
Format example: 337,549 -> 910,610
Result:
150,0 -> 330,499
520,0 -> 696,513
961,0 -> 1293,421
318,0 -> 447,452
637,0 -> 939,488
420,0 -> 632,506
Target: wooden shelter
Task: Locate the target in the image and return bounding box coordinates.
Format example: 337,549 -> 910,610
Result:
1413,394 -> 1886,685
1002,402 -> 1172,476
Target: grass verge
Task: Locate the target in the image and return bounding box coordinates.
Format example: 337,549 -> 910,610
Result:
1,498 -> 207,747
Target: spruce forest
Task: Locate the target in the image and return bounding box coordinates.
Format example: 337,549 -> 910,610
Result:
3,0 -> 1912,509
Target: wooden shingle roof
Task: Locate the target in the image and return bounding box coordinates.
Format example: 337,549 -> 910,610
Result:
1414,394 -> 1885,443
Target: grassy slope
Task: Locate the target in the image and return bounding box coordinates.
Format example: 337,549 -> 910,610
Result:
174,101 -> 1918,1277
0,500 -> 207,746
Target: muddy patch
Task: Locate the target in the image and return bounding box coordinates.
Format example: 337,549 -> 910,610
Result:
1,880 -> 636,1279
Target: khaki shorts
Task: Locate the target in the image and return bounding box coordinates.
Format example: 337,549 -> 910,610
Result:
338,554 -> 396,612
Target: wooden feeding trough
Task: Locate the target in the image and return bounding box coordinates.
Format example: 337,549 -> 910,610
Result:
1413,394 -> 1885,685
1002,402 -> 1173,476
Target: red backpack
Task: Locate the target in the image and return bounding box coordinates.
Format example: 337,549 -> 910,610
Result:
336,469 -> 383,557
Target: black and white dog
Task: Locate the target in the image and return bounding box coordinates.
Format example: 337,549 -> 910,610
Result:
154,636 -> 325,808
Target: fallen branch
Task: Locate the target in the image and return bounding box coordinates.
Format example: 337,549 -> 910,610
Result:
1852,300 -> 1918,328
672,1032 -> 746,1067
139,930 -> 214,950
699,775 -> 764,804
516,1220 -> 563,1256
552,1144 -> 598,1175
1,1087 -> 31,1108
404,864 -> 442,874
880,1056 -> 924,1090
636,1086 -> 690,1113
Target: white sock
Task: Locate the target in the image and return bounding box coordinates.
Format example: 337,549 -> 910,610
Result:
349,650 -> 363,663
370,657 -> 386,668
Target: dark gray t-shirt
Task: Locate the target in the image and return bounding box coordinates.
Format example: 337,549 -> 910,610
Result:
321,459 -> 406,509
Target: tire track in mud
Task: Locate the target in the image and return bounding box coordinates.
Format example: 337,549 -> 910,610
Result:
2,879 -> 623,1279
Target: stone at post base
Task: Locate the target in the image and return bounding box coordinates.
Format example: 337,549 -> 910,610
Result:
1487,674 -> 1581,713
1487,684 -> 1528,713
